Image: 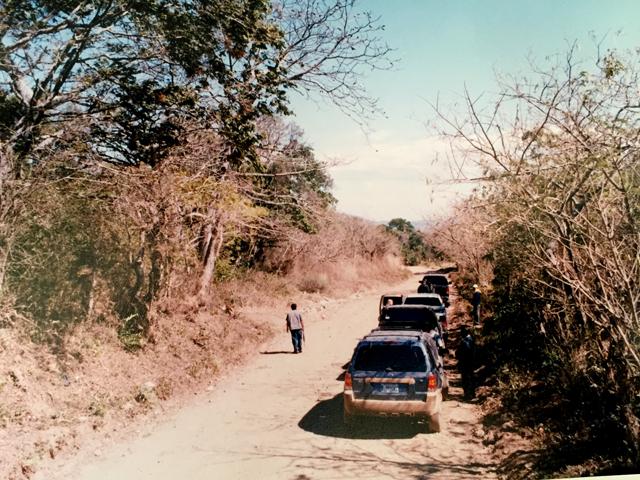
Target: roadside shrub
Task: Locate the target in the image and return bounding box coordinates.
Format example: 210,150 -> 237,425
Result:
385,218 -> 437,265
438,47 -> 640,474
6,177 -> 114,344
298,273 -> 329,293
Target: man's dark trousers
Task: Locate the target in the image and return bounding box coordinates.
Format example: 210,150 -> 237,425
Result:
291,329 -> 303,353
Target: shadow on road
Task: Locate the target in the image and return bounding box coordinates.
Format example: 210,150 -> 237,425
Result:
298,393 -> 423,439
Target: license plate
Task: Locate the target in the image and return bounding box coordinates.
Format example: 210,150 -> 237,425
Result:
377,383 -> 401,394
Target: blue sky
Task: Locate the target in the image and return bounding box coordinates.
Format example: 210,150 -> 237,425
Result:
288,0 -> 640,223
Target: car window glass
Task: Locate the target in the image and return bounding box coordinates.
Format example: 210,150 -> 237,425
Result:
353,344 -> 427,371
404,297 -> 442,306
382,296 -> 402,305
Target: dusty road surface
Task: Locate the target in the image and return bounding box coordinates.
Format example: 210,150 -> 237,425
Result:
41,270 -> 497,480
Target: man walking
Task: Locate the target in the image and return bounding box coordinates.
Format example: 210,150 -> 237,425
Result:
471,284 -> 482,325
286,303 -> 305,354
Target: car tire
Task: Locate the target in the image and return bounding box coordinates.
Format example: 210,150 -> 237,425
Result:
427,413 -> 441,433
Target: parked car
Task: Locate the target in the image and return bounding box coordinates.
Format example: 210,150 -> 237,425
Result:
378,304 -> 447,359
417,274 -> 451,305
403,293 -> 448,332
378,293 -> 404,312
378,304 -> 438,332
343,329 -> 444,432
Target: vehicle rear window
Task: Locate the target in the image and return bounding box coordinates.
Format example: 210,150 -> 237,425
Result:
353,344 -> 427,372
382,296 -> 402,305
424,276 -> 448,285
404,297 -> 442,306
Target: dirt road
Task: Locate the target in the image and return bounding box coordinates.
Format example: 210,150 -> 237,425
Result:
41,270 -> 497,480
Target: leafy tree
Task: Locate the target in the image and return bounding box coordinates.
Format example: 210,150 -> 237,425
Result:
386,218 -> 432,265
0,0 -> 392,300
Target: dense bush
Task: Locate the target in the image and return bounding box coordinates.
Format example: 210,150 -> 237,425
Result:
2,125 -> 402,350
385,218 -> 436,265
0,0 -> 393,348
437,48 -> 640,474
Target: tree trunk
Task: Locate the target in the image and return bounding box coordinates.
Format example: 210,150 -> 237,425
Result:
0,147 -> 16,295
146,249 -> 163,302
198,207 -> 224,300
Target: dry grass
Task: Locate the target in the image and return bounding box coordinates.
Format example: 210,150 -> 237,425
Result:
289,255 -> 408,296
0,253 -> 408,479
0,301 -> 271,479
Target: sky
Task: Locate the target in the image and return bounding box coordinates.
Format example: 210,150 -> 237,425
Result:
288,0 -> 640,223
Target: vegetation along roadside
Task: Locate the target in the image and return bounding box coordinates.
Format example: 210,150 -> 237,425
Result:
0,0 -> 638,478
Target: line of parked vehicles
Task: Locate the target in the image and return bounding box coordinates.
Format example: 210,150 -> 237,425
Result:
342,274 -> 452,433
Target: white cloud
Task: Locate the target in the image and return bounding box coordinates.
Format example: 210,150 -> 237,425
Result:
320,134 -> 477,222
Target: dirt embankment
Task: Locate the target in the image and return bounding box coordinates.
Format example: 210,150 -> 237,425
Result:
0,258 -> 408,480
30,266 -> 506,480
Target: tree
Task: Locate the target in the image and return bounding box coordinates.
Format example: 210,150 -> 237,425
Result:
437,46 -> 640,468
0,0 -> 392,299
426,203 -> 493,284
0,0 -> 288,298
273,0 -> 393,119
386,218 -> 432,265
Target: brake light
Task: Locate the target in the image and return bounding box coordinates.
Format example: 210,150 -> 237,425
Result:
427,373 -> 437,391
344,372 -> 352,390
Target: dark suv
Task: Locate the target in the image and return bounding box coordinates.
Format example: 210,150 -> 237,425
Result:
343,330 -> 444,432
378,304 -> 447,357
417,274 -> 451,305
403,293 -> 447,332
378,304 -> 438,332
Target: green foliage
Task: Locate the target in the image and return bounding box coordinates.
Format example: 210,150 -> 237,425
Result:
118,329 -> 146,353
5,162 -> 166,347
7,183 -> 104,342
387,218 -> 413,232
385,218 -> 433,265
0,0 -> 290,168
90,76 -> 196,166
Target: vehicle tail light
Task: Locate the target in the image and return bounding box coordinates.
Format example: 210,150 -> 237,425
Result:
427,373 -> 437,392
344,372 -> 352,390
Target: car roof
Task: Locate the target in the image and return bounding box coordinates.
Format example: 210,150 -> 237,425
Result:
405,293 -> 442,299
361,329 -> 425,342
383,304 -> 431,310
422,274 -> 448,281
366,329 -> 425,337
